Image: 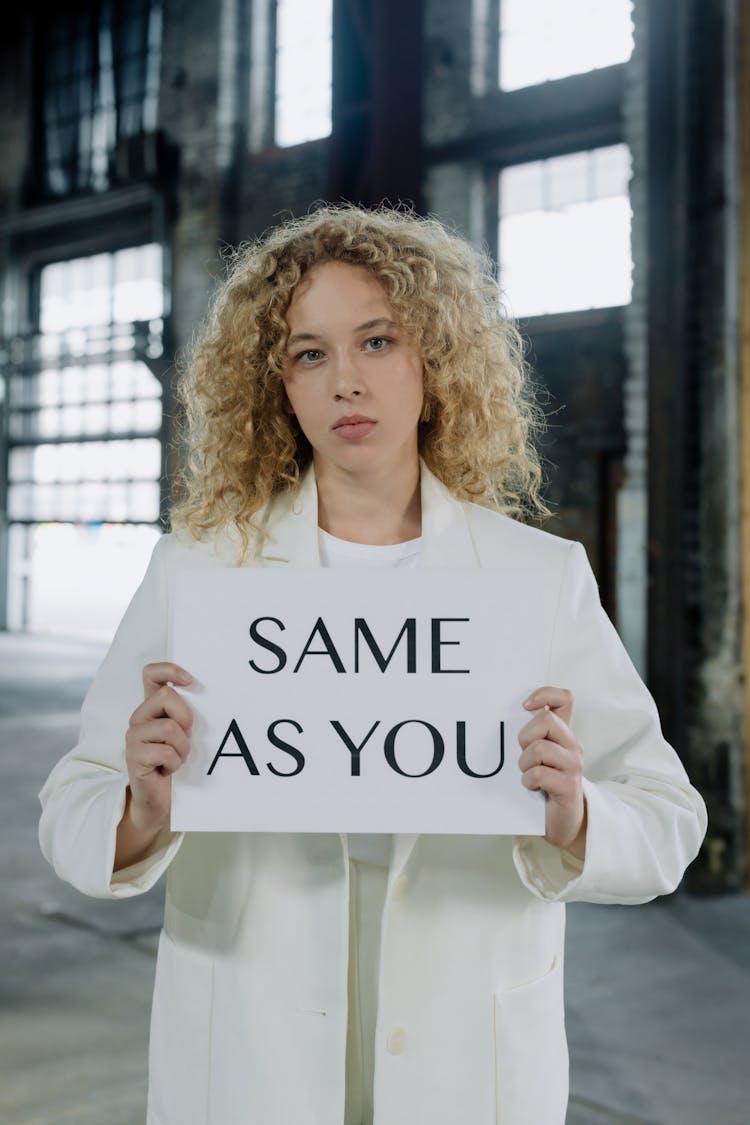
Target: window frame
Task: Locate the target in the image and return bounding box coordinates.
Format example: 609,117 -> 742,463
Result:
249,0 -> 333,153
0,198 -> 171,629
31,0 -> 164,201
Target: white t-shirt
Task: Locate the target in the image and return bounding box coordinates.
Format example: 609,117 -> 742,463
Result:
318,528 -> 422,866
318,529 -> 422,570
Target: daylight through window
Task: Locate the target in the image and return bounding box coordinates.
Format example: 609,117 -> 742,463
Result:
499,0 -> 633,91
275,0 -> 333,147
498,145 -> 632,317
5,245 -> 164,636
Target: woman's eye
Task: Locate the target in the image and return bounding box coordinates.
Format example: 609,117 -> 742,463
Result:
365,336 -> 390,351
298,349 -> 323,363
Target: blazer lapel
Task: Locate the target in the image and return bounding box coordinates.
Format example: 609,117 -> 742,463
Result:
254,468 -> 322,568
419,463 -> 480,569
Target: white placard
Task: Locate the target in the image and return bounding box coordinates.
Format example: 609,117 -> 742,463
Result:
170,569 -> 546,835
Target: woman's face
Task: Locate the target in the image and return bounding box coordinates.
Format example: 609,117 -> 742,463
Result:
281,261 -> 424,480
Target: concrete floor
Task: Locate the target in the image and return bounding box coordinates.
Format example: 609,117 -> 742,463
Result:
1,632 -> 749,1125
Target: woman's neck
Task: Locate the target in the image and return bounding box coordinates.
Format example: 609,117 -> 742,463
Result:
314,457 -> 422,545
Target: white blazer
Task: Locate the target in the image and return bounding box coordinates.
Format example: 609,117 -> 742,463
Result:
39,465 -> 707,1125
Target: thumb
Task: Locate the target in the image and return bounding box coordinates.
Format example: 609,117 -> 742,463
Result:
522,687 -> 574,728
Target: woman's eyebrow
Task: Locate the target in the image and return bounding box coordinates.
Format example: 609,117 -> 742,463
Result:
286,317 -> 400,348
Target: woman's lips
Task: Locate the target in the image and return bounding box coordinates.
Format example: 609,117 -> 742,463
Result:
333,417 -> 377,440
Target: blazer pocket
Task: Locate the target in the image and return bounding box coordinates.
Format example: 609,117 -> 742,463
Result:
147,930 -> 214,1125
493,956 -> 568,1125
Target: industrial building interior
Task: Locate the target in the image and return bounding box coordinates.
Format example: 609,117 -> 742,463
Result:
1,0 -> 749,1122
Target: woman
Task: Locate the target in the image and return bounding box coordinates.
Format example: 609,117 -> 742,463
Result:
39,204 -> 707,1125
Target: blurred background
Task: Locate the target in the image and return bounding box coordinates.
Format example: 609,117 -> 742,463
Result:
0,1 -> 749,1122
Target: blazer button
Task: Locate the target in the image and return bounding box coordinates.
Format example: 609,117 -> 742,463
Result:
386,1027 -> 407,1055
391,875 -> 408,900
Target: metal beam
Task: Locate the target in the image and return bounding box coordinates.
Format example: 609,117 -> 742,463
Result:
647,0 -> 743,892
428,65 -> 625,167
645,0 -> 689,761
327,0 -> 424,209
739,0 -> 750,890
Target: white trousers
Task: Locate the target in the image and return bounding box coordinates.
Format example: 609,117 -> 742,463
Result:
344,860 -> 389,1125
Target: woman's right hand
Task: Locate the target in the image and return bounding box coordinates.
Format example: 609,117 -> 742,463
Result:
115,663 -> 193,869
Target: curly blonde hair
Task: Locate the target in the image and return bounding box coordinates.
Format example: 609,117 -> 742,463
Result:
171,203 -> 546,550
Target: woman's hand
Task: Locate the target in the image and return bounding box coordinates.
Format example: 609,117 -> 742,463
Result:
114,662 -> 193,871
518,686 -> 587,861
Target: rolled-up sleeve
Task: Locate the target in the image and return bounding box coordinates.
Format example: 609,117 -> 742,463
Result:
513,541 -> 707,904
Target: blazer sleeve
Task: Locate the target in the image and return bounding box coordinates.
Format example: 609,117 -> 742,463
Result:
512,540 -> 707,904
38,536 -> 185,899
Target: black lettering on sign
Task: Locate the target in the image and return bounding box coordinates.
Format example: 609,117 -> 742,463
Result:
330,720 -> 381,776
456,720 -> 505,777
293,618 -> 346,673
354,618 -> 417,673
431,618 -> 470,673
266,719 -> 306,776
207,718 -> 260,775
384,720 -> 444,777
248,617 -> 287,673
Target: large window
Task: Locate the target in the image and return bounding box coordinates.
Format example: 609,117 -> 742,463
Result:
499,0 -> 633,91
5,245 -> 164,637
40,0 -> 162,196
8,245 -> 164,524
274,0 -> 332,147
498,145 -> 632,317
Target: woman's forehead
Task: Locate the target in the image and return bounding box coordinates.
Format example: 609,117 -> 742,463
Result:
286,261 -> 394,326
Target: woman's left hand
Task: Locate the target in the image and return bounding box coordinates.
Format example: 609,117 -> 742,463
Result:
518,687 -> 587,860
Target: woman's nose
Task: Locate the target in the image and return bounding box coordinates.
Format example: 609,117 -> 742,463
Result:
330,354 -> 365,399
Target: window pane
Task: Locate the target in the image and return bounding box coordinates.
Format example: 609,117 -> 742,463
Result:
79,481 -> 108,520
41,253 -> 112,331
499,145 -> 632,316
129,481 -> 161,522
110,401 -> 135,432
7,483 -> 32,521
58,483 -> 79,521
112,244 -> 163,321
61,366 -> 85,403
108,482 -> 129,521
547,152 -> 589,209
85,402 -> 110,433
275,0 -> 332,147
500,0 -> 633,91
61,404 -> 85,435
133,398 -> 162,432
39,370 -> 61,405
501,161 -> 544,215
38,408 -> 62,438
8,447 -> 33,481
